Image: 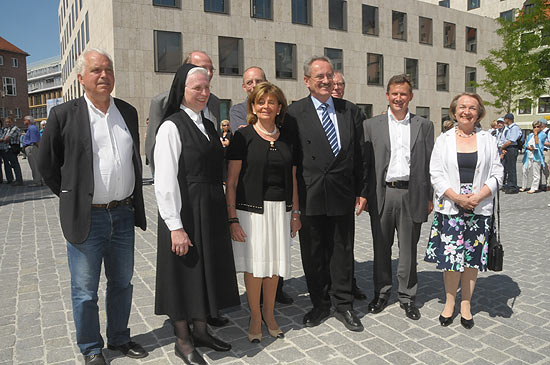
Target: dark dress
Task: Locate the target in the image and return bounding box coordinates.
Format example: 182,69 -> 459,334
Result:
155,110 -> 240,321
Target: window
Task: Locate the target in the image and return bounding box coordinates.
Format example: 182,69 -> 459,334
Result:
357,104 -> 373,119
539,97 -> 550,113
392,11 -> 407,41
219,36 -> 243,76
219,99 -> 231,121
153,0 -> 180,7
367,53 -> 383,86
205,0 -> 228,14
324,48 -> 343,73
80,0 -> 83,10
15,108 -> 22,119
468,0 -> 480,10
85,12 -> 89,43
329,0 -> 347,31
362,5 -> 378,36
75,0 -> 78,21
444,22 -> 456,49
542,27 -> 550,46
77,30 -> 81,55
518,98 -> 532,115
81,22 -> 85,52
0,55 -> 3,65
439,0 -> 450,7
71,4 -> 75,29
419,17 -> 432,45
405,58 -> 418,89
0,108 -> 6,118
500,9 -> 514,21
416,107 -> 430,120
275,42 -> 296,79
441,108 -> 450,123
2,77 -> 17,96
251,0 -> 272,20
292,0 -> 311,25
437,63 -> 449,91
11,58 -> 18,68
154,31 -> 181,72
465,66 -> 476,92
466,27 -> 477,53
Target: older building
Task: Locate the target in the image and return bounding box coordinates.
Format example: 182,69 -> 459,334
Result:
59,0 -> 510,145
0,36 -> 29,127
27,57 -> 63,123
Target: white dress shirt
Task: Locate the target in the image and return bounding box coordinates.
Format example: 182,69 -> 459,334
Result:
386,108 -> 411,182
154,105 -> 209,231
310,95 -> 341,149
85,94 -> 135,204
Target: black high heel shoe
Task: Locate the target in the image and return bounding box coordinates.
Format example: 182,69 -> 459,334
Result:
439,314 -> 453,327
174,345 -> 206,365
460,315 -> 474,329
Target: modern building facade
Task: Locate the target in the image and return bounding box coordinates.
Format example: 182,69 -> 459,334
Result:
59,0 -> 510,145
420,0 -> 525,20
27,57 -> 63,123
0,36 -> 29,127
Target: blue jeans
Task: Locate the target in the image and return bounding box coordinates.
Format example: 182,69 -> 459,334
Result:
67,205 -> 135,355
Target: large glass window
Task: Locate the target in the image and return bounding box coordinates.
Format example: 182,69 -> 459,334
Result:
367,53 -> 383,86
419,17 -> 433,45
437,63 -> 449,91
357,104 -> 373,119
441,108 -> 450,124
275,42 -> 297,79
292,0 -> 311,25
362,5 -> 378,36
219,36 -> 243,76
2,77 -> 17,96
154,30 -> 181,73
324,48 -> 343,73
392,11 -> 407,41
153,0 -> 180,7
444,22 -> 456,49
85,12 -> 89,43
500,9 -> 514,21
205,0 -> 228,13
251,0 -> 272,20
329,0 -> 347,31
518,98 -> 532,115
439,0 -> 450,7
220,99 -> 231,121
405,58 -> 418,89
466,27 -> 477,53
465,66 -> 476,92
539,97 -> 550,113
468,0 -> 480,10
416,107 -> 430,120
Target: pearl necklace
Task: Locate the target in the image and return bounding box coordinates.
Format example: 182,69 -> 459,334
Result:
455,127 -> 475,138
256,123 -> 278,136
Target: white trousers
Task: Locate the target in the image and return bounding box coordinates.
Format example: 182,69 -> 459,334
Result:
522,159 -> 541,191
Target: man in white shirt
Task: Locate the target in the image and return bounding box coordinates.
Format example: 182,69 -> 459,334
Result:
39,49 -> 147,365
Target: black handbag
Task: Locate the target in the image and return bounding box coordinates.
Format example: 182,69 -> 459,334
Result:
487,182 -> 503,271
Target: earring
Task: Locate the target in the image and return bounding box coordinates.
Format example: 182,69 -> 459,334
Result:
276,112 -> 280,115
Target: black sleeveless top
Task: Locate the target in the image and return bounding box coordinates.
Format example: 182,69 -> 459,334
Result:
457,152 -> 477,184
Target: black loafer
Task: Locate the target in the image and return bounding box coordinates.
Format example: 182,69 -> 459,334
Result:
207,315 -> 229,327
303,307 -> 331,327
275,289 -> 294,305
439,314 -> 453,327
84,354 -> 106,365
107,341 -> 148,358
192,334 -> 231,352
400,302 -> 421,320
334,310 -> 364,332
460,316 -> 475,329
175,345 -> 206,365
368,297 -> 388,314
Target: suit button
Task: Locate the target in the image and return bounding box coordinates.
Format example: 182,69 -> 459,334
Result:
312,156 -> 316,160
306,140 -> 311,144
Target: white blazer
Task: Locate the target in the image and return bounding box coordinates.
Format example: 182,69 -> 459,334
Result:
430,129 -> 504,216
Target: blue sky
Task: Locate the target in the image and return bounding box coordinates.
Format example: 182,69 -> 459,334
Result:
0,0 -> 60,64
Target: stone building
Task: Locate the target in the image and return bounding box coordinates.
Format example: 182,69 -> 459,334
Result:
27,57 -> 63,123
0,36 -> 29,127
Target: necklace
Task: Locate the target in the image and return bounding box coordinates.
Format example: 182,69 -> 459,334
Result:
256,123 -> 278,136
455,127 -> 475,138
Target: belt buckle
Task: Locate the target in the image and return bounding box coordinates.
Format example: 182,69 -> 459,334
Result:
106,200 -> 116,209
390,181 -> 397,188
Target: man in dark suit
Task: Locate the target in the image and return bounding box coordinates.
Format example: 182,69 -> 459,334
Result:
39,49 -> 148,365
286,56 -> 367,332
363,74 -> 434,321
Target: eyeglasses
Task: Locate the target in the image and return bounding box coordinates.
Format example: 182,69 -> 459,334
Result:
222,124 -> 229,127
308,73 -> 334,81
334,82 -> 345,87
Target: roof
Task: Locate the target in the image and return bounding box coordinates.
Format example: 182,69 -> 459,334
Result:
0,36 -> 29,56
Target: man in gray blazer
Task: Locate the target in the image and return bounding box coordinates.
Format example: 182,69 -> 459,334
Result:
363,74 -> 434,320
228,66 -> 266,131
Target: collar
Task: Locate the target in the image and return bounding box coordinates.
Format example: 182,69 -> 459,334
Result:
180,104 -> 201,123
84,94 -> 114,116
388,108 -> 410,125
311,95 -> 334,111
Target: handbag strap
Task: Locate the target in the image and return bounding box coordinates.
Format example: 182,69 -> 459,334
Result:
493,178 -> 501,242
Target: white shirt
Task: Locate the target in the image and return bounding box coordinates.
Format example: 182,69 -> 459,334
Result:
154,105 -> 209,231
310,95 -> 341,150
85,94 -> 135,204
386,108 -> 411,182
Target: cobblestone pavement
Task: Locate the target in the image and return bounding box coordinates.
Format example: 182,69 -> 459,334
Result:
1,157 -> 549,364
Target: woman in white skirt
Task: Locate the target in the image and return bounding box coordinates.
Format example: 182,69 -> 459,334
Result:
225,82 -> 301,343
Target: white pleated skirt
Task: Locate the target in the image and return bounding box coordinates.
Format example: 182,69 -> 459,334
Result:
232,201 -> 292,278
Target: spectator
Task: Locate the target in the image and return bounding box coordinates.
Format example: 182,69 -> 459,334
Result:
22,116 -> 43,187
501,113 -> 522,194
1,117 -> 23,186
520,120 -> 547,193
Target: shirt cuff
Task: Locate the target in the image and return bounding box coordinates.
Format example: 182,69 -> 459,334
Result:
165,218 -> 183,231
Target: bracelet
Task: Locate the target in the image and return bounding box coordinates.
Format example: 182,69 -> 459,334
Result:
291,209 -> 301,215
228,217 -> 239,224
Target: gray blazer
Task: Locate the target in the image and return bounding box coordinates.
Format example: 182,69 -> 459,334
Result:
229,99 -> 247,131
363,113 -> 434,223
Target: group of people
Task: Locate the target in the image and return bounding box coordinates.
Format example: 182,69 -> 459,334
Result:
38,48 -> 505,365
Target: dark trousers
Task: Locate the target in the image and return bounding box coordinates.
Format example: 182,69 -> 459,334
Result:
503,146 -> 518,190
370,187 -> 421,304
3,149 -> 22,183
0,150 -> 13,182
299,213 -> 354,312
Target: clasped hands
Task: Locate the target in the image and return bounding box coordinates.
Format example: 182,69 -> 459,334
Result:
454,193 -> 481,211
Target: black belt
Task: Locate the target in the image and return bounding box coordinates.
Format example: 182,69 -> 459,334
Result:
92,197 -> 133,209
386,180 -> 409,189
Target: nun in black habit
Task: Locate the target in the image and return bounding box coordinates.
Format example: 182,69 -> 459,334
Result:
153,64 -> 240,364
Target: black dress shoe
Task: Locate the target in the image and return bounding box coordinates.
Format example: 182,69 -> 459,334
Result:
460,316 -> 475,329
334,310 -> 364,332
107,341 -> 148,358
207,315 -> 229,327
175,345 -> 206,365
352,284 -> 367,301
303,307 -> 331,327
368,297 -> 388,314
192,334 -> 231,352
439,314 -> 453,327
84,354 -> 106,365
275,289 -> 294,305
400,302 -> 421,320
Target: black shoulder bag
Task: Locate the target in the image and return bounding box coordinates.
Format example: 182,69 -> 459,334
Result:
487,181 -> 503,271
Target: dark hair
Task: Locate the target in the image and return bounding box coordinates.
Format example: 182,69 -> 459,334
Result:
247,82 -> 288,127
386,74 -> 413,93
449,92 -> 486,122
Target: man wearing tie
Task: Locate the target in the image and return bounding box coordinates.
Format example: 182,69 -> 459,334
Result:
286,56 -> 367,332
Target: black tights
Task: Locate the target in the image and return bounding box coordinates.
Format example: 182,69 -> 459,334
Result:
173,319 -> 211,355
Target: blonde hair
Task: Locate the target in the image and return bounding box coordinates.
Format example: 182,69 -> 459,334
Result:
247,82 -> 288,127
449,93 -> 486,122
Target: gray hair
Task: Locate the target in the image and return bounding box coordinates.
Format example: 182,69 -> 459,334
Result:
76,48 -> 114,75
303,56 -> 333,77
334,71 -> 346,84
24,115 -> 35,123
186,67 -> 209,84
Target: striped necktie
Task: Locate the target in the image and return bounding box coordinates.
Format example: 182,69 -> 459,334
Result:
320,103 -> 339,156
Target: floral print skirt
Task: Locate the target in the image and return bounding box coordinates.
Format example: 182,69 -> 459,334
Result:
424,184 -> 492,272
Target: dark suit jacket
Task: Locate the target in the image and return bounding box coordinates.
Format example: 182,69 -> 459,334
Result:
38,96 -> 147,244
363,113 -> 434,223
286,96 -> 366,216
